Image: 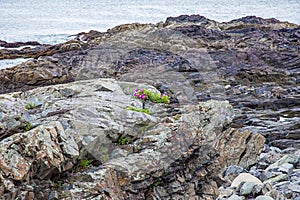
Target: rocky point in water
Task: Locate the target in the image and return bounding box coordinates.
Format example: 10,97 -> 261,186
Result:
0,15 -> 299,199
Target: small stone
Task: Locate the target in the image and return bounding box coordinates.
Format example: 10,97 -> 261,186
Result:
264,174 -> 288,183
255,195 -> 274,200
249,166 -> 260,177
231,173 -> 263,188
252,184 -> 263,195
228,194 -> 243,200
26,192 -> 35,200
258,161 -> 270,169
278,163 -> 293,174
273,180 -> 290,188
270,146 -> 282,153
48,190 -> 59,200
262,183 -> 273,194
24,185 -> 34,191
225,85 -> 231,90
266,155 -> 295,171
239,181 -> 256,195
289,184 -> 300,193
266,189 -> 285,200
259,171 -> 275,182
61,184 -> 73,191
218,186 -> 234,198
222,165 -> 246,179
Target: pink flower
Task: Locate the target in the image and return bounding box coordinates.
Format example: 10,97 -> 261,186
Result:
141,94 -> 146,99
140,89 -> 144,92
133,93 -> 137,97
161,94 -> 166,97
138,94 -> 142,99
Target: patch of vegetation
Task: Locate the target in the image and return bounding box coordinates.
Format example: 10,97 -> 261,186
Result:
118,137 -> 130,145
127,106 -> 151,114
75,159 -> 93,171
151,182 -> 160,188
22,122 -> 32,131
12,94 -> 18,98
25,102 -> 37,110
173,114 -> 181,120
52,181 -> 63,191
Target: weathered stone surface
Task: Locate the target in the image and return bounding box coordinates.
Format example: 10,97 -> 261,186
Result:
239,181 -> 256,195
215,129 -> 265,169
0,121 -> 79,199
0,15 -> 298,152
0,14 -> 298,199
265,174 -> 289,183
231,173 -> 263,188
0,78 -> 264,199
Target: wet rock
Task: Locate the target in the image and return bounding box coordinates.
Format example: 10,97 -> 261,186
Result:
0,40 -> 41,48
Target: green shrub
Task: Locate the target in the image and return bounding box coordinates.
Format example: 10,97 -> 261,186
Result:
22,122 -> 32,131
25,102 -> 37,110
127,106 -> 151,114
75,159 -> 93,171
118,137 -> 130,145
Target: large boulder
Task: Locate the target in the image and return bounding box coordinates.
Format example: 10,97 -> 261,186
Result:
0,78 -> 264,199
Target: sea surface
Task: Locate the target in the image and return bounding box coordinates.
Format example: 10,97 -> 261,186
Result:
0,0 -> 300,69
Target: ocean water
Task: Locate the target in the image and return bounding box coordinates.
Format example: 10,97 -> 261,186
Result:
0,0 -> 299,69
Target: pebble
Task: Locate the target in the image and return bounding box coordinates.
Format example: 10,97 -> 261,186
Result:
239,181 -> 256,195
218,144 -> 299,200
255,195 -> 274,200
266,189 -> 285,200
259,171 -> 275,182
228,194 -> 243,200
288,184 -> 300,193
278,163 -> 293,174
218,186 -> 234,198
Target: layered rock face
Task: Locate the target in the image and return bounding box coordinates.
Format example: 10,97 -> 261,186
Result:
0,15 -> 299,149
0,15 -> 299,199
0,79 -> 264,199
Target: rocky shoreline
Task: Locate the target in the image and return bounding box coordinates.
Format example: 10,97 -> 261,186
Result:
0,15 -> 299,199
